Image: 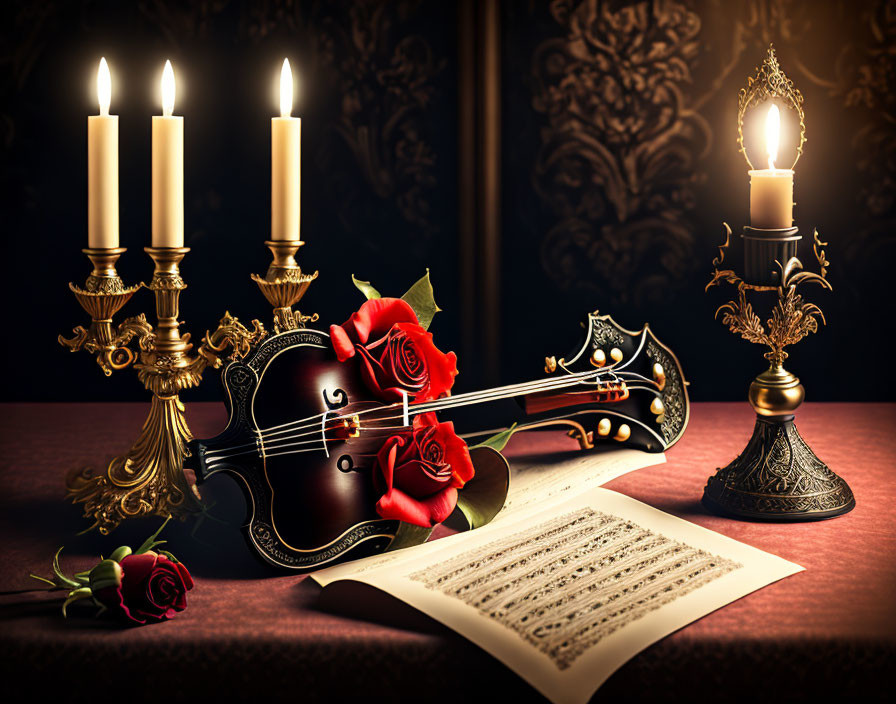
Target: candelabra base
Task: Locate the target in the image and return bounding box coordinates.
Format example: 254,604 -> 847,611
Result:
66,394 -> 202,534
702,414 -> 855,521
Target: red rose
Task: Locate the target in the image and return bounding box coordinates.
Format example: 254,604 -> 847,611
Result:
330,298 -> 458,402
373,414 -> 475,528
91,552 -> 194,625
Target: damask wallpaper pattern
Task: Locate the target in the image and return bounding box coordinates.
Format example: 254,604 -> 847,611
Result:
0,0 -> 891,400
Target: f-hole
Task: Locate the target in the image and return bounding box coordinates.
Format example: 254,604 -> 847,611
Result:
323,388 -> 348,410
337,455 -> 355,473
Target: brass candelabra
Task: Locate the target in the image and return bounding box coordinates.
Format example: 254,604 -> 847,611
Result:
60,242 -> 317,533
702,225 -> 854,520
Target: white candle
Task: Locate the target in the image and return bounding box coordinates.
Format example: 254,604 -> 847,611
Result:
749,104 -> 794,229
272,58 -> 301,241
152,60 -> 184,248
87,57 -> 119,249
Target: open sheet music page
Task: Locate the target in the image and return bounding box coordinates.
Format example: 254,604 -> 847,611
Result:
311,451 -> 803,704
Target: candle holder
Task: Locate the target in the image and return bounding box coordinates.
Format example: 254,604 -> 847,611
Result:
60,246 -> 267,533
251,239 -> 319,332
702,225 -> 854,520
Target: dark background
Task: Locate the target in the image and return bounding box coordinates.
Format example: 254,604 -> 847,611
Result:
2,0 -> 893,403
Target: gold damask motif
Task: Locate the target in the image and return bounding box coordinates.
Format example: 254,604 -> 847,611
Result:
531,0 -> 708,303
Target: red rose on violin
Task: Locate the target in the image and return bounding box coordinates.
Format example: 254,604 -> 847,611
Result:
373,415 -> 475,527
330,298 -> 458,402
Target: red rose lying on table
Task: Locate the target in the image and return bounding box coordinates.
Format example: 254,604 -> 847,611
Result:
28,517 -> 194,626
330,298 -> 458,402
90,551 -> 193,625
373,414 -> 475,527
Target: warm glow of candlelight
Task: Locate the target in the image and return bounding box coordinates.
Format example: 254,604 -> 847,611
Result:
765,104 -> 780,170
162,60 -> 175,117
280,58 -> 293,118
97,57 -> 111,116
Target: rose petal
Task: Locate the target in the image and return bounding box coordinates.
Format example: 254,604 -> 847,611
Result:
329,325 -> 357,362
376,486 -> 458,528
393,459 -> 452,496
437,422 -> 476,487
342,299 -> 419,346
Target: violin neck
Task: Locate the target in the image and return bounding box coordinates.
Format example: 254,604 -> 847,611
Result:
407,369 -> 608,420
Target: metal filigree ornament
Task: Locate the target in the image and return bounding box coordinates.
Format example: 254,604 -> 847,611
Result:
737,45 -> 806,171
702,46 -> 853,521
704,228 -> 854,521
250,240 -> 319,333
61,247 -> 268,534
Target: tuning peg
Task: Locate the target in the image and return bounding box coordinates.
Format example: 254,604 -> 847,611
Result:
653,363 -> 666,390
597,418 -> 611,436
590,349 -> 606,367
613,424 -> 631,441
650,397 -> 664,415
545,356 -> 557,373
610,347 -> 623,363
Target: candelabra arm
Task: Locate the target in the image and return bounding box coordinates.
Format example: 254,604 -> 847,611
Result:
194,313 -> 268,372
59,248 -> 146,376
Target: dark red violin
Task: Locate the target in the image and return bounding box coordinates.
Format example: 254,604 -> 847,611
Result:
184,310 -> 688,571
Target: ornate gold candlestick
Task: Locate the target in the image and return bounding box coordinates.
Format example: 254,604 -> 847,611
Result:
703,227 -> 854,521
251,239 -> 318,332
61,246 -> 266,533
702,45 -> 854,521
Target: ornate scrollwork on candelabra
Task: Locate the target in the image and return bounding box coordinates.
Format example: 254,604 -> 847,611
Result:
703,225 -> 854,521
708,225 -> 830,368
62,247 -> 268,534
250,239 -> 319,333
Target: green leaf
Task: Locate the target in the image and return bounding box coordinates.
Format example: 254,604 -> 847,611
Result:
62,588 -> 93,618
450,446 -> 510,531
88,559 -> 123,592
158,550 -> 179,563
472,423 -> 518,453
29,574 -> 57,588
135,516 -> 172,555
51,548 -> 81,589
351,275 -> 382,300
401,269 -> 441,331
109,546 -> 132,563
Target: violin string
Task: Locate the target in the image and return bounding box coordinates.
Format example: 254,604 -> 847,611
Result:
202,368 -> 663,459
206,367 -> 617,457
203,367 -> 608,457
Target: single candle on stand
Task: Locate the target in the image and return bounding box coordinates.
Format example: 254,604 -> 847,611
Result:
272,58 -> 301,241
749,104 -> 794,229
152,60 -> 184,248
88,57 -> 119,248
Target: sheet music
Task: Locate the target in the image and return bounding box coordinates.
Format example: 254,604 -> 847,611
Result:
311,451 -> 802,703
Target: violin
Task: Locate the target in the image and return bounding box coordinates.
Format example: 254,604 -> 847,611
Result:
184,311 -> 688,570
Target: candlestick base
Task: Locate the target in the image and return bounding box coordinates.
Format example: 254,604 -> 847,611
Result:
66,394 -> 200,534
704,223 -> 853,521
251,239 -> 319,333
702,367 -> 854,521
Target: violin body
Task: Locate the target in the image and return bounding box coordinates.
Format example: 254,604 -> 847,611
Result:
186,312 -> 688,571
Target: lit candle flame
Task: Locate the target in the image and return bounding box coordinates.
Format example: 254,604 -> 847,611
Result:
280,58 -> 293,118
97,57 -> 111,116
765,104 -> 780,170
162,60 -> 175,117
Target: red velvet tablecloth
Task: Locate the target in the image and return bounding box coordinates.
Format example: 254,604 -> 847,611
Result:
1,402 -> 894,702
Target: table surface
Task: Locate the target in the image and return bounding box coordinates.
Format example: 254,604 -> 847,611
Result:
1,402 -> 894,702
